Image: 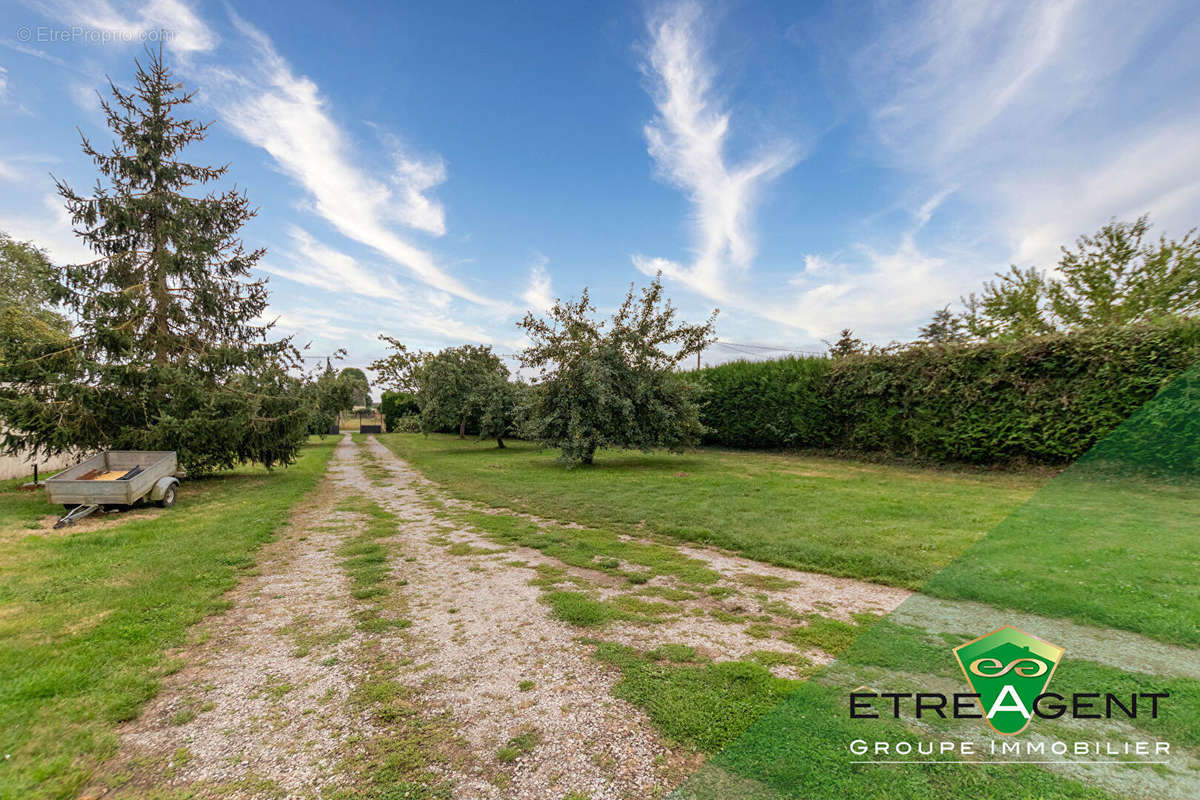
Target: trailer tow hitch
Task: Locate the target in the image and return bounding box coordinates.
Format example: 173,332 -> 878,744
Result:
54,504 -> 102,529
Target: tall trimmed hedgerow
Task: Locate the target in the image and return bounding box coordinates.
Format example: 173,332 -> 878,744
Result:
697,320 -> 1200,465
695,357 -> 830,449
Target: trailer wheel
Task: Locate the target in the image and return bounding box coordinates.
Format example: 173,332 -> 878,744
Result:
157,483 -> 178,508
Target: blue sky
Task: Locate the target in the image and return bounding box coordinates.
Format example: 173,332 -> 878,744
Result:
3,0 -> 1200,376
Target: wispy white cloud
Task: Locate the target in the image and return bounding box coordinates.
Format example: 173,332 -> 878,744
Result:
29,1 -> 496,310
633,1 -> 799,303
758,0 -> 1200,344
0,66 -> 8,98
853,1 -> 1091,171
201,13 -> 498,307
631,1 -> 951,345
0,192 -> 94,263
67,81 -> 103,116
779,235 -> 957,340
846,0 -> 1200,268
262,226 -> 406,301
261,227 -> 500,345
1001,117 -> 1200,268
0,40 -> 67,66
521,254 -> 554,313
368,123 -> 448,237
266,308 -> 356,342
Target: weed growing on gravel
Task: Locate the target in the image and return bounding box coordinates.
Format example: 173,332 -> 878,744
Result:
254,674 -> 294,702
336,496 -> 411,632
495,728 -> 542,763
528,563 -> 589,590
169,707 -> 197,726
356,449 -> 392,487
278,615 -> 352,657
635,586 -> 694,602
445,540 -> 504,556
646,644 -> 698,663
542,590 -> 677,627
331,647 -> 458,800
760,599 -> 805,621
744,622 -> 776,639
612,596 -> 677,617
749,650 -> 813,672
734,573 -> 797,591
543,591 -> 625,626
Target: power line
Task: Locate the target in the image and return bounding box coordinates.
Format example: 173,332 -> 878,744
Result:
710,341 -> 827,358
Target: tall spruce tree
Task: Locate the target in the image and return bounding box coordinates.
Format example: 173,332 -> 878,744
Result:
0,49 -> 307,473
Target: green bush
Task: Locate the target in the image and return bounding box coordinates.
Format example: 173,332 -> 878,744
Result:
387,414 -> 421,434
697,320 -> 1200,465
379,391 -> 418,432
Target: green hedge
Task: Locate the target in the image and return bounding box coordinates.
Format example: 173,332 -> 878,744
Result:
694,356 -> 831,449
697,320 -> 1200,465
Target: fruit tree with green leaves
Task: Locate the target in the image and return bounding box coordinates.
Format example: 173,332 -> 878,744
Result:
417,345 -> 509,440
518,275 -> 717,465
952,216 -> 1200,340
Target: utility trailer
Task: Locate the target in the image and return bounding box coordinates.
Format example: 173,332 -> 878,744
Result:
44,451 -> 180,529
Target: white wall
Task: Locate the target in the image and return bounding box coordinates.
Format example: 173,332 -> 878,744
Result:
0,450 -> 79,482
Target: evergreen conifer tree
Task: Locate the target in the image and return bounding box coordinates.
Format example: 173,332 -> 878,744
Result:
0,49 -> 307,473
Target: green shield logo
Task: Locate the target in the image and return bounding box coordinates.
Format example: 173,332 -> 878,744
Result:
953,626 -> 1064,735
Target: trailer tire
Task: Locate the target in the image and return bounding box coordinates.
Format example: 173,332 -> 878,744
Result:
157,483 -> 178,508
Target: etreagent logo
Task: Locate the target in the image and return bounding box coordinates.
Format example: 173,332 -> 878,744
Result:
953,626 -> 1064,735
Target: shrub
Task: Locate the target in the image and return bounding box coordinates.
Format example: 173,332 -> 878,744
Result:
387,414 -> 421,434
379,391 -> 419,431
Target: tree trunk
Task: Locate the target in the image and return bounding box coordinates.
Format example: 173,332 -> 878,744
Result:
581,444 -> 596,464
496,437 -> 505,448
148,122 -> 170,367
149,227 -> 170,366
458,418 -> 467,439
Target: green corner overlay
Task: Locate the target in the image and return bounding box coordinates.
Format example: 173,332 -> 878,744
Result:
671,362 -> 1200,799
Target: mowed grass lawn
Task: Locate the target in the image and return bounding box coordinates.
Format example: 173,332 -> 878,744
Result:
377,434 -> 1047,588
0,437 -> 336,800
